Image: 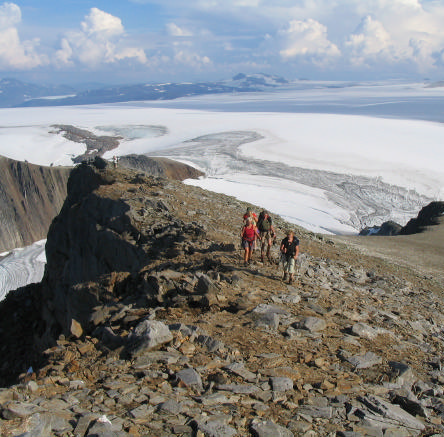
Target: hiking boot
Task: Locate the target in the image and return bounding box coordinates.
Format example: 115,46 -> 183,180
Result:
283,273 -> 288,281
260,255 -> 264,263
288,276 -> 294,285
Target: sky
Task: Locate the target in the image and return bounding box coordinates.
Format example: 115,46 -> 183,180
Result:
1,0 -> 444,85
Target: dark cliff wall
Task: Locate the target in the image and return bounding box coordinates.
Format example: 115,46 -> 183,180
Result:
0,156 -> 71,252
400,201 -> 444,235
39,161 -> 207,344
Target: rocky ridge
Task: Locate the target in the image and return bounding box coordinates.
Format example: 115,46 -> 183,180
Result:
1,161 -> 444,436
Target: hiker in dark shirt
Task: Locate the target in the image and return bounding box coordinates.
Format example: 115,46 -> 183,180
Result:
280,230 -> 299,284
257,210 -> 276,263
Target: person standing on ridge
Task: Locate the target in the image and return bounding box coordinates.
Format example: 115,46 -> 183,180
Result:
241,217 -> 259,266
257,210 -> 276,263
280,230 -> 299,284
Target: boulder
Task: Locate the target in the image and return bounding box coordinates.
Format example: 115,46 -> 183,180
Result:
126,319 -> 173,356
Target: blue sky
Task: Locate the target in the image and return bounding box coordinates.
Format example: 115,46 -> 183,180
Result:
1,0 -> 444,84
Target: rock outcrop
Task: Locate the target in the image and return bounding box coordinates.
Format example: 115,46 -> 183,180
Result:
118,154 -> 204,180
1,161 -> 444,436
359,220 -> 403,236
400,201 -> 444,235
0,156 -> 71,252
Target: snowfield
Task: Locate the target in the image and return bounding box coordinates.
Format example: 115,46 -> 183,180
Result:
1,81 -> 444,298
0,240 -> 46,301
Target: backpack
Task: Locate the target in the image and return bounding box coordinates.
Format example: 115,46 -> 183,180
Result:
258,212 -> 271,232
282,237 -> 299,257
243,225 -> 256,242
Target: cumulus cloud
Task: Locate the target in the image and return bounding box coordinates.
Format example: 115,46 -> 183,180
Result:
279,19 -> 340,64
0,2 -> 46,69
166,23 -> 193,37
132,0 -> 444,76
54,8 -> 147,68
345,16 -> 398,66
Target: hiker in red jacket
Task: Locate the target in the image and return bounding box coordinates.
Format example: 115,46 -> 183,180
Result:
241,217 -> 259,266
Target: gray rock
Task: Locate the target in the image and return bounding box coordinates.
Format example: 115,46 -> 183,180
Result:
347,351 -> 382,369
196,415 -> 237,437
388,362 -> 418,388
253,312 -> 280,331
299,317 -> 327,333
175,368 -> 203,391
357,395 -> 425,434
132,350 -> 182,369
127,319 -> 173,356
196,392 -> 237,406
250,419 -> 294,436
216,384 -> 260,394
196,334 -> 224,352
15,413 -> 52,437
2,402 -> 39,420
273,294 -> 301,305
224,362 -> 256,382
270,377 -> 293,392
297,405 -> 333,419
130,404 -> 155,420
351,323 -> 379,340
157,399 -> 182,415
195,274 -> 218,295
86,416 -> 122,437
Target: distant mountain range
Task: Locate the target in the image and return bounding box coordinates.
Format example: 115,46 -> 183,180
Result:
0,78 -> 77,108
0,73 -> 290,108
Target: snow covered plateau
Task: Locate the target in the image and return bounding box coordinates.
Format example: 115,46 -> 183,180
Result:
1,80 -> 444,297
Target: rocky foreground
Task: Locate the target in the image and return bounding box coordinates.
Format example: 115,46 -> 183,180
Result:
1,160 -> 444,436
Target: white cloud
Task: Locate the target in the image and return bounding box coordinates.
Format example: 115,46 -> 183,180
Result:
81,7 -> 124,38
174,50 -> 212,68
0,2 -> 46,69
345,16 -> 397,66
0,2 -> 19,28
54,8 -> 147,68
279,19 -> 340,64
166,23 -> 193,37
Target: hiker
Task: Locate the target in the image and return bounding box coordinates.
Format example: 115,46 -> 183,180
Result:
280,230 -> 300,284
241,217 -> 259,266
243,207 -> 257,226
242,207 -> 258,258
257,210 -> 276,263
112,155 -> 119,168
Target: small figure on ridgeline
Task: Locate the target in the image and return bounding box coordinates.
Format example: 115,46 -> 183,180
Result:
241,217 -> 259,266
112,155 -> 119,168
280,230 -> 299,284
257,210 -> 276,263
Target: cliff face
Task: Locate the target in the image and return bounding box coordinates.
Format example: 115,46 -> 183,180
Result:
39,160 -> 208,344
0,156 -> 71,252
